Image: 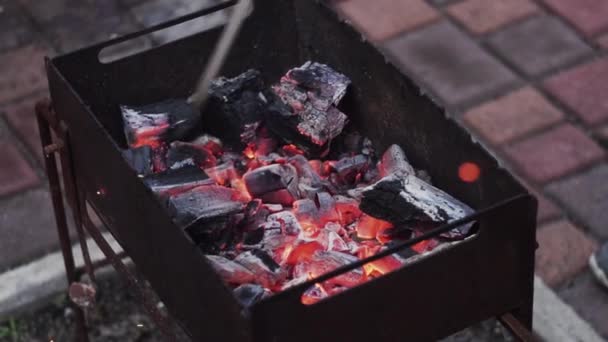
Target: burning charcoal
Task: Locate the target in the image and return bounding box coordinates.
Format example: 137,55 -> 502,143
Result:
288,155 -> 325,198
204,163 -> 238,186
233,284 -> 270,308
333,154 -> 369,183
241,123 -> 277,158
315,192 -> 340,225
267,211 -> 302,236
356,215 -> 392,240
284,61 -> 351,106
333,195 -> 362,225
263,204 -> 283,213
379,144 -> 414,177
123,146 -> 153,177
243,164 -> 299,205
317,228 -> 349,252
206,255 -> 255,285
358,245 -> 404,277
300,284 -> 329,305
351,172 -> 474,239
166,141 -> 217,170
292,198 -> 317,223
234,250 -> 287,288
205,69 -> 267,144
190,134 -> 223,156
144,165 -> 214,196
385,241 -> 418,260
244,228 -> 264,245
263,63 -> 350,157
169,185 -> 245,252
259,220 -> 295,252
294,251 -> 365,288
121,105 -> 169,148
120,99 -> 201,146
284,241 -> 325,265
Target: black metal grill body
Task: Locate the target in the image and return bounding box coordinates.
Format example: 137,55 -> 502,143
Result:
44,1 -> 537,341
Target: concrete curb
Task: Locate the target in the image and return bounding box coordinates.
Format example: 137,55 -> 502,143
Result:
0,239 -> 605,341
0,232 -> 122,321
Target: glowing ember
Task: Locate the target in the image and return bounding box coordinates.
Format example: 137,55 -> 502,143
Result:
459,162 -> 481,183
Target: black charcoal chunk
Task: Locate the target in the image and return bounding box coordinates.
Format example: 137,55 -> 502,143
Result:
168,185 -> 245,228
333,154 -> 369,182
379,144 -> 414,177
120,99 -> 202,145
205,255 -> 255,285
166,141 -> 217,170
352,173 -> 474,239
123,146 -> 153,176
144,165 -> 213,196
234,250 -> 286,288
286,61 -> 351,106
205,69 -> 267,144
233,284 -> 269,308
120,105 -> 169,148
243,164 -> 299,204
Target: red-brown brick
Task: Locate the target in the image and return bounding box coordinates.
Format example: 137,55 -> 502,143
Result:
334,0 -> 439,42
545,57 -> 608,125
0,141 -> 39,197
447,0 -> 538,35
504,124 -> 605,184
541,0 -> 608,36
463,87 -> 563,145
0,45 -> 49,104
535,220 -> 598,288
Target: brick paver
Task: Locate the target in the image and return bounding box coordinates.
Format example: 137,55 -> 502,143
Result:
0,45 -> 49,104
2,95 -> 45,163
0,141 -> 39,197
335,0 -> 439,42
488,16 -> 592,77
559,271 -> 608,339
546,164 -> 608,239
535,220 -> 598,288
545,57 -> 608,125
384,21 -> 518,107
597,33 -> 608,49
0,1 -> 34,53
536,192 -> 561,223
447,0 -> 538,35
541,0 -> 608,36
504,124 -> 605,184
0,189 -> 62,272
463,86 -> 563,145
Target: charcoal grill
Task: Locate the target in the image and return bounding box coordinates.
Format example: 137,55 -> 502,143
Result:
36,0 -> 538,340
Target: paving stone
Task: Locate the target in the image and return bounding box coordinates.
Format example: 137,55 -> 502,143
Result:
20,0 -> 140,53
541,0 -> 608,36
488,16 -> 592,77
447,0 -> 538,34
597,33 -> 608,49
546,164 -> 608,239
0,141 -> 39,197
558,271 -> 608,339
130,0 -> 226,45
535,191 -> 561,223
463,86 -> 564,145
384,21 -> 518,107
545,57 -> 608,125
0,189 -> 64,272
595,124 -> 608,146
335,0 -> 440,42
0,0 -> 35,52
504,124 -> 605,184
535,220 -> 598,288
0,45 -> 49,104
2,95 -> 46,163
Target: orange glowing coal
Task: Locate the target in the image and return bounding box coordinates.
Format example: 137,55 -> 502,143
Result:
356,215 -> 392,240
132,124 -> 170,148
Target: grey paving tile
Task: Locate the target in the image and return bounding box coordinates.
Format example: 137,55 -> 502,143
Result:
546,164 -> 608,239
488,15 -> 592,76
384,21 -> 519,107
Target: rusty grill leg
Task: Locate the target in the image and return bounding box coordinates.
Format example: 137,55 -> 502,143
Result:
36,99 -> 179,341
36,100 -> 90,342
498,313 -> 538,342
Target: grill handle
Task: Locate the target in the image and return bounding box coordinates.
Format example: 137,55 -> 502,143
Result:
90,0 -> 238,63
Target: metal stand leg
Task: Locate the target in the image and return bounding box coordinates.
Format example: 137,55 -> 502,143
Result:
36,100 -> 90,342
35,99 -> 179,341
